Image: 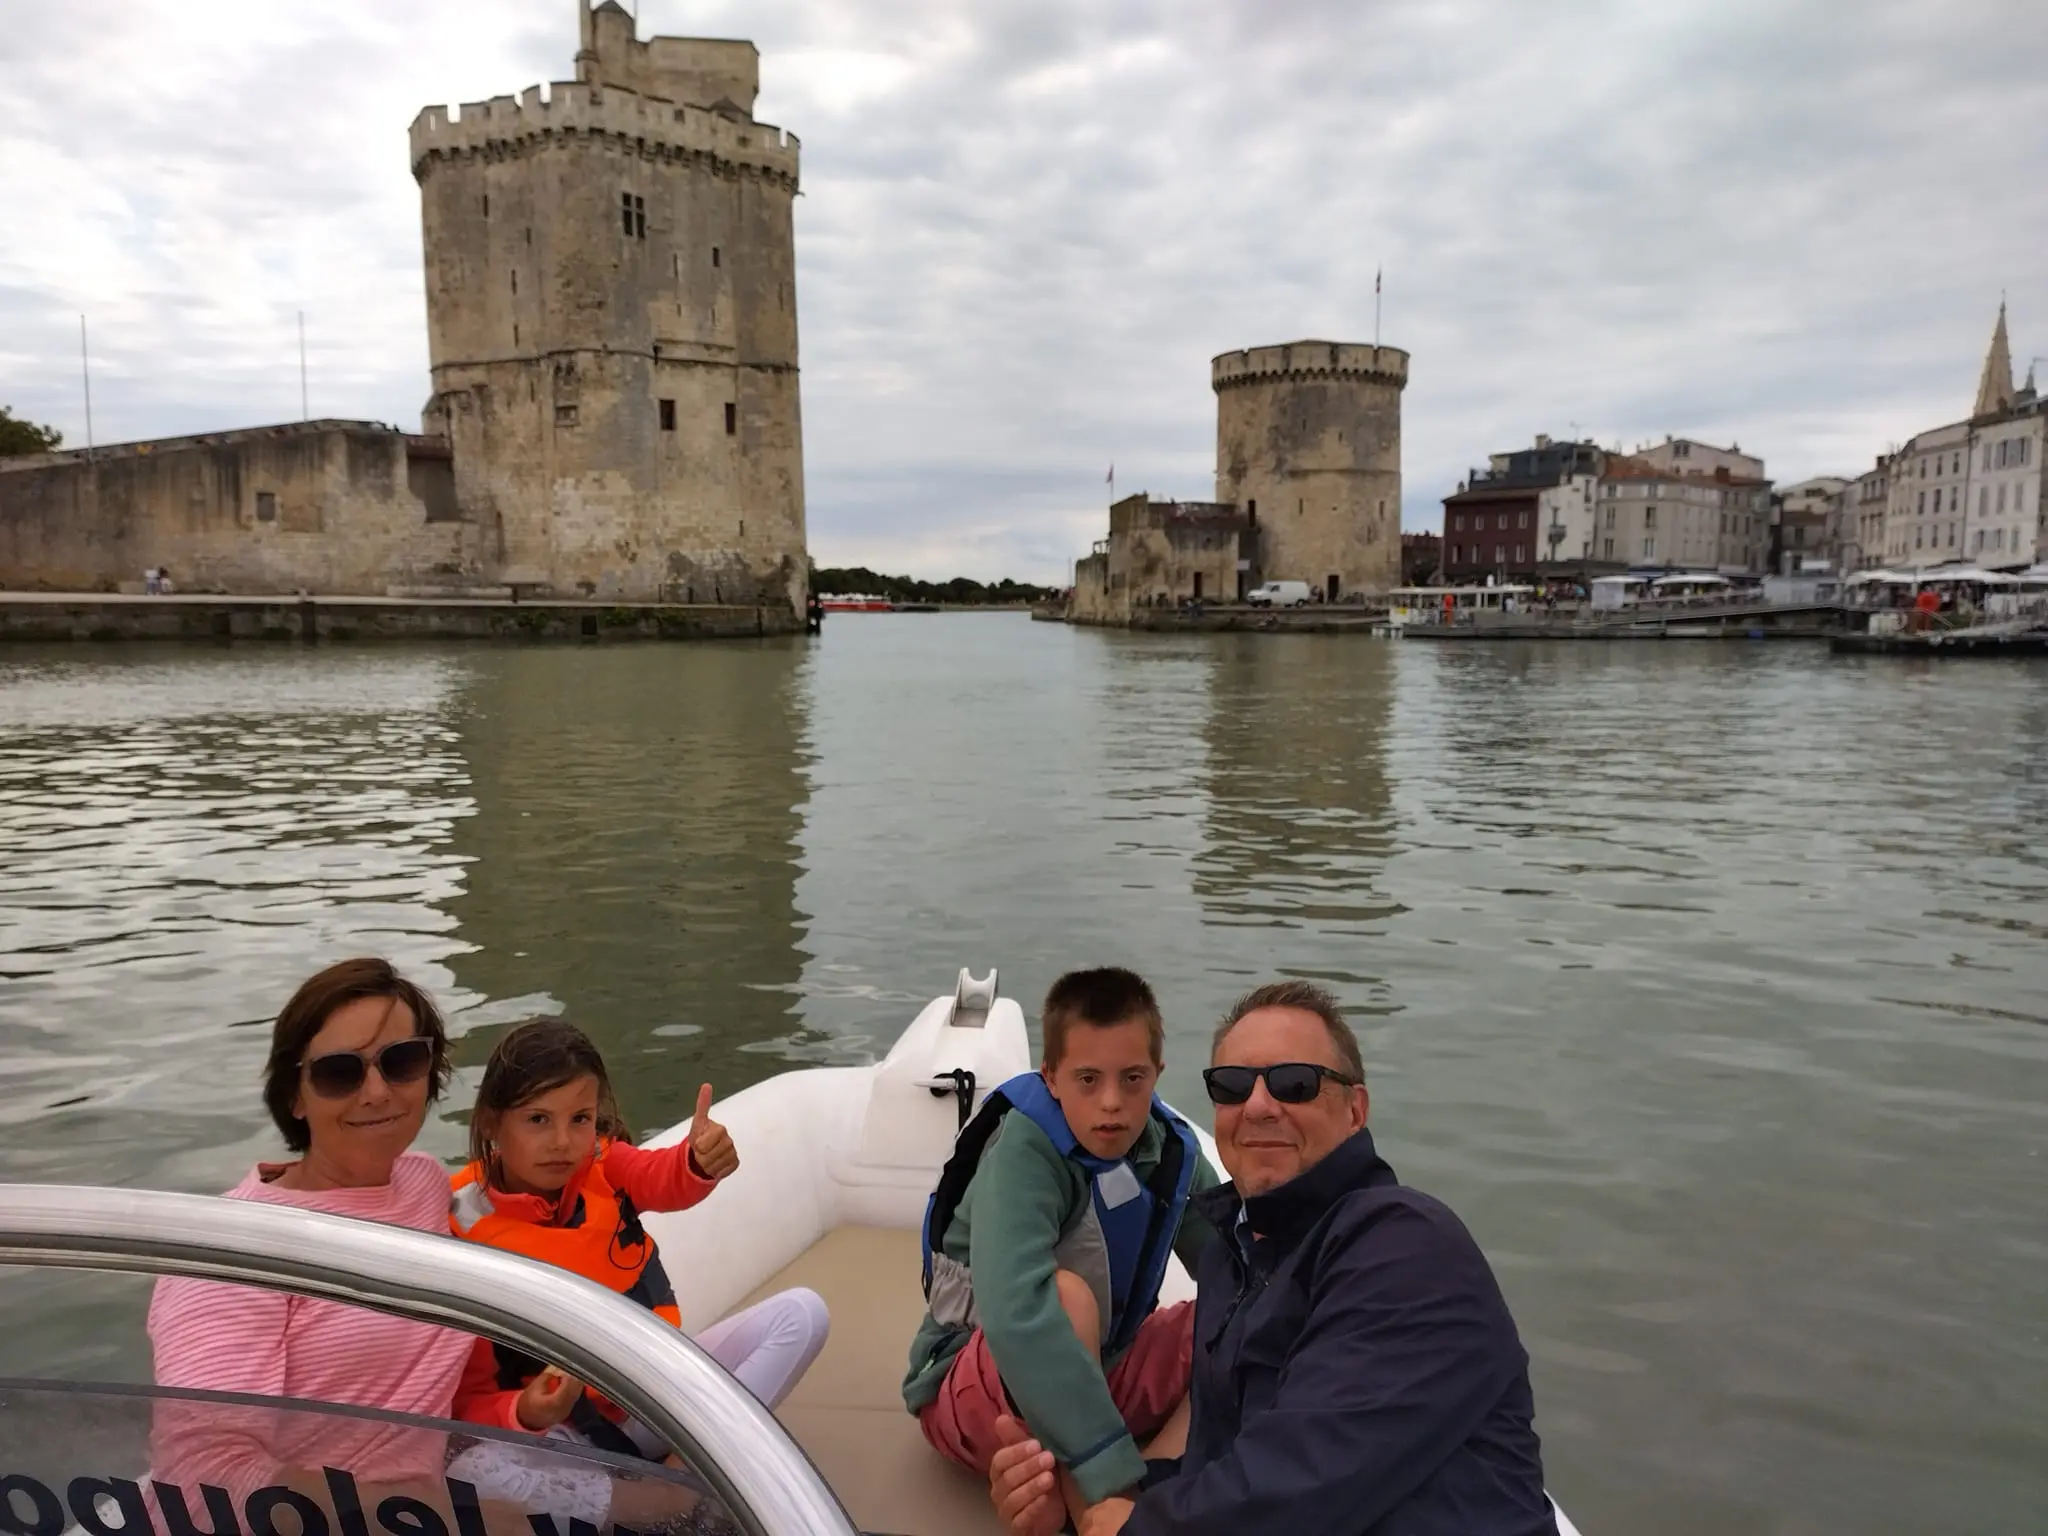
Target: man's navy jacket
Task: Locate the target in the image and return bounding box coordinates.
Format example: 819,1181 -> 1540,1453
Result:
1124,1127 -> 1559,1536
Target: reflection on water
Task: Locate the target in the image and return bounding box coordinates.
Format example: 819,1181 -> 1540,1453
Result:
1,625 -> 2044,1536
441,645 -> 811,1129
1196,638 -> 1399,995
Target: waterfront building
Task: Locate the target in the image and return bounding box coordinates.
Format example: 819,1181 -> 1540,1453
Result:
1841,459 -> 1890,572
1876,304 -> 2044,571
1069,496 -> 1250,620
1444,433 -> 1768,579
1593,455 -> 1769,572
1,3 -> 807,609
1439,436 -> 1603,583
1774,476 -> 1850,573
1400,531 -> 1442,585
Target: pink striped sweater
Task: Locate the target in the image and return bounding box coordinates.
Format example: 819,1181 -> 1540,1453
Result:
147,1151 -> 475,1496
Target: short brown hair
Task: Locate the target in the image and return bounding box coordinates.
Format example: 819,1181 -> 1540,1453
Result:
469,1016 -> 630,1171
1042,967 -> 1164,1069
262,958 -> 451,1152
1212,980 -> 1364,1082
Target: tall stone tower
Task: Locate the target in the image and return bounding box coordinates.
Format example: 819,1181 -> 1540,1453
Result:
409,2 -> 805,606
1212,341 -> 1408,600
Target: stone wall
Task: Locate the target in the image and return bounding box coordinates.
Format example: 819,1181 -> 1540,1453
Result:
1213,341 -> 1408,600
0,424 -> 471,595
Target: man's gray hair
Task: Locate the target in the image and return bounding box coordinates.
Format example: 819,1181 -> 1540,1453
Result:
1212,980 -> 1365,1082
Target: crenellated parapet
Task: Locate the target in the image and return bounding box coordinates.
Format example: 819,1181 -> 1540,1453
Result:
410,81 -> 799,189
1211,340 -> 1409,393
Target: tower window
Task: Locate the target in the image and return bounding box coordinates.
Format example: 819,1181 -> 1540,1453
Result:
621,192 -> 645,239
712,246 -> 721,268
724,403 -> 737,435
255,492 -> 277,523
481,194 -> 489,216
659,399 -> 676,431
509,270 -> 517,294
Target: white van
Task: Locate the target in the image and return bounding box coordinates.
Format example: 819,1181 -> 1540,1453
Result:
1247,579 -> 1313,608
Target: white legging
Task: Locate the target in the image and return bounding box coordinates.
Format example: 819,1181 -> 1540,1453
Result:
450,1288 -> 832,1511
616,1286 -> 831,1457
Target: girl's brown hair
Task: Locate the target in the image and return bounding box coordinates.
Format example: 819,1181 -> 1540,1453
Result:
263,958 -> 451,1153
468,1016 -> 631,1171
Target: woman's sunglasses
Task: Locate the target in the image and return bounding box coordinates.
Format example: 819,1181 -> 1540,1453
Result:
302,1036 -> 436,1099
1202,1063 -> 1358,1106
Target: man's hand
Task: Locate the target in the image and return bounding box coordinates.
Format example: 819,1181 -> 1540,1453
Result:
516,1368 -> 582,1431
987,1414 -> 1062,1536
689,1083 -> 740,1180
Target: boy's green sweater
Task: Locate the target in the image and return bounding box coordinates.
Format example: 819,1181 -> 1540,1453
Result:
902,1108 -> 1220,1505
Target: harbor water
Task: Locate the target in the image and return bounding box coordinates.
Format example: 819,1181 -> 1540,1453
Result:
1,617 -> 2043,1534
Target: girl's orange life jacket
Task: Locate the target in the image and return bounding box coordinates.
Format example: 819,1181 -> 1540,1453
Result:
451,1141 -> 681,1448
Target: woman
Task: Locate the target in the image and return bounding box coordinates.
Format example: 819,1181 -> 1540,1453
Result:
147,960 -> 730,1534
148,957 -> 472,1498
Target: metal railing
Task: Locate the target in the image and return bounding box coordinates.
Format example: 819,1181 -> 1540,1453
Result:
0,1183 -> 858,1536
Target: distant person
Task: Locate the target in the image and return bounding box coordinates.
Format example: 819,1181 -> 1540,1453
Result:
988,981 -> 1556,1536
450,1018 -> 828,1455
905,968 -> 1220,1532
143,567 -> 159,595
157,565 -> 174,595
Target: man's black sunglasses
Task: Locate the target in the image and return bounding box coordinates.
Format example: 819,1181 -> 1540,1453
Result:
302,1036 -> 436,1099
1202,1063 -> 1359,1106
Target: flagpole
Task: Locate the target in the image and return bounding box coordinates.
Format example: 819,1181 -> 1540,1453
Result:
79,315 -> 95,460
298,310 -> 309,421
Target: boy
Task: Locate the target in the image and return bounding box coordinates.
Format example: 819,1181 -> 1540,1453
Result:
905,967 -> 1219,1526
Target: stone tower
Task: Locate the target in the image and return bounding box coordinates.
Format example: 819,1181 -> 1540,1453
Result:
1212,341 -> 1409,600
409,1 -> 805,606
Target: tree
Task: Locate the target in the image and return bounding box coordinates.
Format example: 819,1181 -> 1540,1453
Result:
0,406 -> 62,458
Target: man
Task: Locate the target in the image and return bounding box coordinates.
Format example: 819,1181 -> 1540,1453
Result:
989,980 -> 1557,1536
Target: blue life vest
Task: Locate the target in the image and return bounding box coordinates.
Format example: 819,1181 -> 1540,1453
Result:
921,1070 -> 1202,1356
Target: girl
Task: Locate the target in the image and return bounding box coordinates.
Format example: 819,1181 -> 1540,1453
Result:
451,1017 -> 829,1459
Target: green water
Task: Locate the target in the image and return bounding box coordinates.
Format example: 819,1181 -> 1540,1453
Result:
2,618 -> 2044,1533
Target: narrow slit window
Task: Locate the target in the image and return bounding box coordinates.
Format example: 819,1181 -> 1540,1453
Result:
481,194 -> 489,217
712,246 -> 721,268
659,399 -> 676,431
724,402 -> 736,435
509,270 -> 517,294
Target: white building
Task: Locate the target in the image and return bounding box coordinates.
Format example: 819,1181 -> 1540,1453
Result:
1879,305 -> 2045,570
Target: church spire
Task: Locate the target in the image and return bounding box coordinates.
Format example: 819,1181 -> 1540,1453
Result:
1973,300 -> 2014,418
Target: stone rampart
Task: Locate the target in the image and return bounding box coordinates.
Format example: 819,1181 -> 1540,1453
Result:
0,423 -> 474,596
1212,341 -> 1409,392
410,83 -> 799,188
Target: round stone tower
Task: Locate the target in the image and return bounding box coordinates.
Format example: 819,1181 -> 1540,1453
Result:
1212,340 -> 1409,601
409,3 -> 804,607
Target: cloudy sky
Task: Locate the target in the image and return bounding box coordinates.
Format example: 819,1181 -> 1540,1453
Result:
4,0 -> 2045,582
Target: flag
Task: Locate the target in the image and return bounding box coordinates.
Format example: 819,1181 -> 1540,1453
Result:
1106,464 -> 1114,484
1375,267 -> 1382,294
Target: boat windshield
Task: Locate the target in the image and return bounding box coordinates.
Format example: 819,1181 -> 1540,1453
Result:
0,1377 -> 726,1536
0,1184 -> 859,1536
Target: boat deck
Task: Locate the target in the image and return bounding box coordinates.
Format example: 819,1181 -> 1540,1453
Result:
738,1224 -> 1004,1536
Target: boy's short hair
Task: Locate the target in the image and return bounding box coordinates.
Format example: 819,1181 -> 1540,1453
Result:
1042,967 -> 1164,1068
